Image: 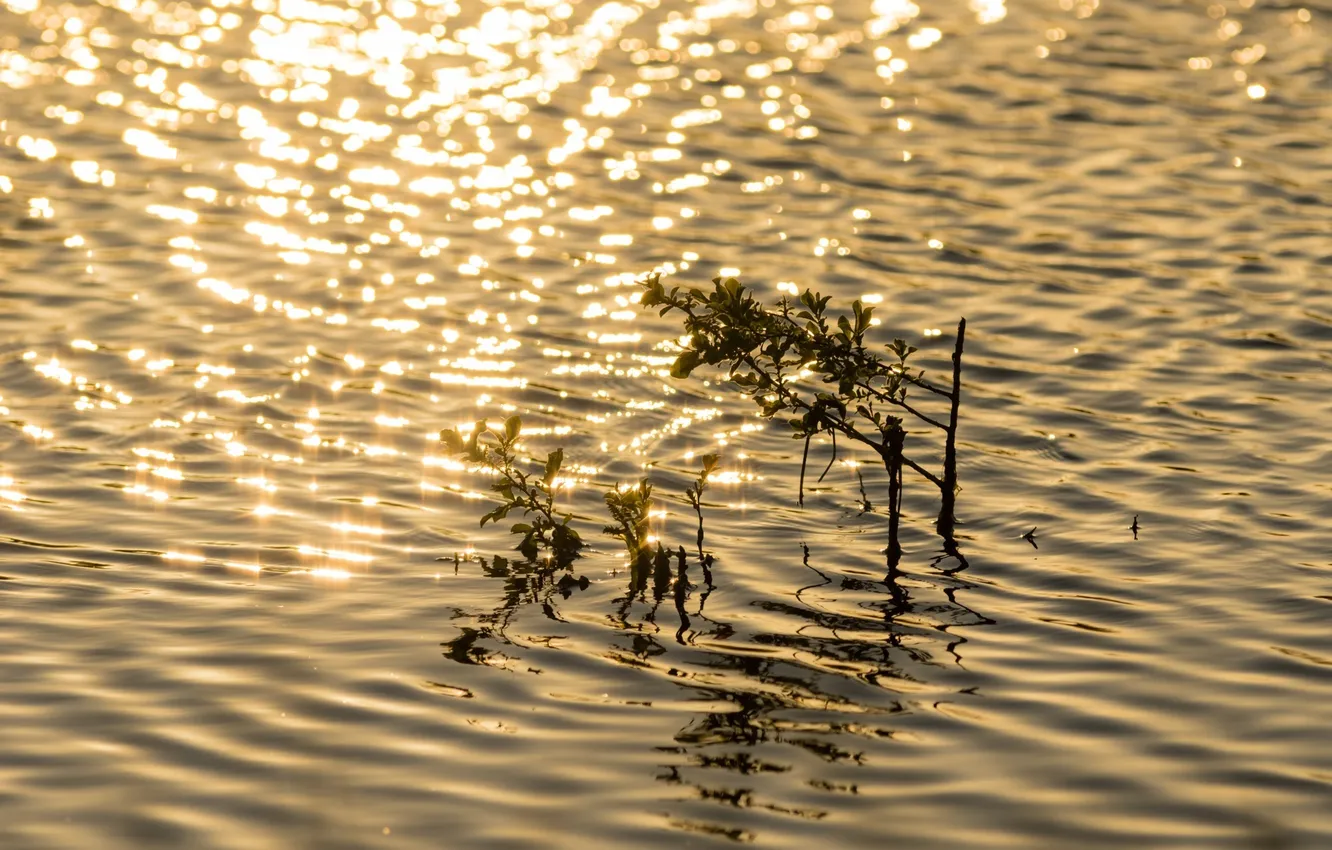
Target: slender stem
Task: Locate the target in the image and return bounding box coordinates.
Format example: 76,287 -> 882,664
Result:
693,501 -> 705,562
898,371 -> 953,398
895,397 -> 948,432
885,427 -> 904,569
817,431 -> 838,483
850,378 -> 946,431
939,318 -> 966,537
902,455 -> 943,489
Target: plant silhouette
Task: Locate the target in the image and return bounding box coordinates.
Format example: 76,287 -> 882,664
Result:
440,275 -> 966,570
639,274 -> 966,564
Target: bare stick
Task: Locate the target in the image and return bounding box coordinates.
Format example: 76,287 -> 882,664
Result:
939,318 -> 966,538
886,426 -> 904,569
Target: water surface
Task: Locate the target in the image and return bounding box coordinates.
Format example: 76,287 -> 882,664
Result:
2,0 -> 1331,846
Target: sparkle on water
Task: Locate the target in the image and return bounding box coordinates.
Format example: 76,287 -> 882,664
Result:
1,0 -> 1330,846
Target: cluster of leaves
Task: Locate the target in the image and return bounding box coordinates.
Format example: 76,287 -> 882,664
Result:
639,274 -> 948,492
603,479 -> 653,557
440,416 -> 583,565
440,417 -> 719,567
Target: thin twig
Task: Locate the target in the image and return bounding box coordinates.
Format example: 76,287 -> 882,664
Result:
901,455 -> 944,488
896,397 -> 948,432
898,371 -> 953,399
798,434 -> 811,508
817,431 -> 838,483
850,378 -> 946,431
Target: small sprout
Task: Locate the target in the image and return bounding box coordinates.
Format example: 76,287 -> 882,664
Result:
439,416 -> 583,566
543,447 -> 563,488
440,427 -> 464,455
684,453 -> 719,560
604,478 -> 654,557
856,465 -> 872,513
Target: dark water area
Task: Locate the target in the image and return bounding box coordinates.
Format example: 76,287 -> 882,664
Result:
2,0 -> 1331,846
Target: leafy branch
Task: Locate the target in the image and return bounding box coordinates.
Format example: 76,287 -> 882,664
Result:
639,274 -> 966,562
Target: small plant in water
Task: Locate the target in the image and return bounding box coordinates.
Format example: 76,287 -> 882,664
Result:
441,275 -> 966,570
439,416 -> 583,565
440,422 -> 725,572
684,453 -> 719,561
639,274 -> 965,564
603,478 -> 654,558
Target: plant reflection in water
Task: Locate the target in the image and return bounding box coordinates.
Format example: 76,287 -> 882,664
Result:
440,531 -> 989,836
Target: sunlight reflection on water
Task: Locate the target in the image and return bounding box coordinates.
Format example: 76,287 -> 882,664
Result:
1,0 -> 1331,846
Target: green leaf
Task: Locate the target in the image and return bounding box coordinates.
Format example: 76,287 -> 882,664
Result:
465,420 -> 487,460
439,428 -> 464,454
517,534 -> 539,562
503,415 -> 521,443
543,448 -> 564,487
670,350 -> 702,379
480,504 -> 512,527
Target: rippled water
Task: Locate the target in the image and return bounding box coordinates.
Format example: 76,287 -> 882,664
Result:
2,0 -> 1331,846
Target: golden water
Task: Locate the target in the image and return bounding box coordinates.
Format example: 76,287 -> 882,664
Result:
1,0 -> 1330,846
